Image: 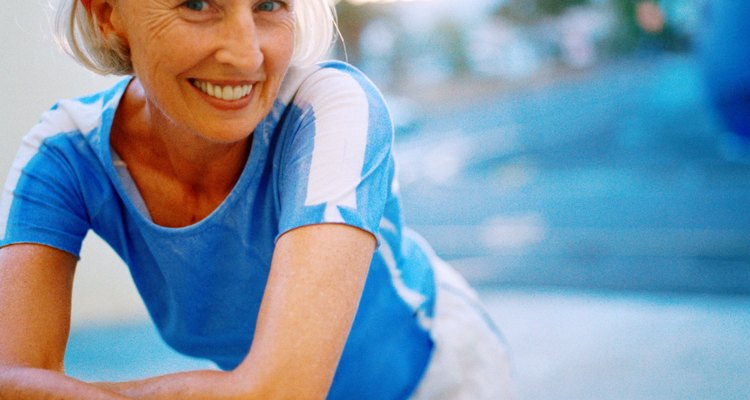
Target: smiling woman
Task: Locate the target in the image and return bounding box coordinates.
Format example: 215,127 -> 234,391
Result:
0,0 -> 512,399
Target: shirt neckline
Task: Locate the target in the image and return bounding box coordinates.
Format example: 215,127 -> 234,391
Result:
97,76 -> 265,234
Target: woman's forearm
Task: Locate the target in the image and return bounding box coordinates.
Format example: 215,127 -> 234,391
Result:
99,367 -> 330,400
0,365 -> 129,400
97,369 -> 251,400
0,366 -> 246,400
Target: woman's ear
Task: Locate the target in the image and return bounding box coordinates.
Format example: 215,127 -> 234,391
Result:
87,0 -> 127,44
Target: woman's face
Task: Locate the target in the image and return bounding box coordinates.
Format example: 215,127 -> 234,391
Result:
109,0 -> 296,143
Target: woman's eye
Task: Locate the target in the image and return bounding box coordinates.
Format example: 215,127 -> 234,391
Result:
183,0 -> 209,11
256,1 -> 281,12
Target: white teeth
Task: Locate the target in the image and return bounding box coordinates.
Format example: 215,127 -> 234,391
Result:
192,80 -> 252,101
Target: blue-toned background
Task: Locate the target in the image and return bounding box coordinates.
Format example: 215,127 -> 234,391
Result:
3,0 -> 749,398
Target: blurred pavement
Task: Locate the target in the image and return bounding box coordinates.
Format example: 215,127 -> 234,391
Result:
484,288 -> 750,400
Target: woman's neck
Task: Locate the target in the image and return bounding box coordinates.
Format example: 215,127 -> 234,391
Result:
110,78 -> 251,227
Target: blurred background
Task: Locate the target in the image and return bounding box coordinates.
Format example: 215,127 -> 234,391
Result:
2,0 -> 749,398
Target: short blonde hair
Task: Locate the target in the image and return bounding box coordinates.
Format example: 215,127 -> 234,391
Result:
54,0 -> 338,75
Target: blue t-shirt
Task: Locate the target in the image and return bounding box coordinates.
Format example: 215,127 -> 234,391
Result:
0,61 -> 436,399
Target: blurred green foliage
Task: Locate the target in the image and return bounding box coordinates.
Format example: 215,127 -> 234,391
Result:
609,0 -> 690,52
497,0 -> 691,53
333,0 -> 694,89
498,0 -> 591,21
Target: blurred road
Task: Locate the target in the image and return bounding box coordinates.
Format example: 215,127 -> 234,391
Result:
395,53 -> 750,294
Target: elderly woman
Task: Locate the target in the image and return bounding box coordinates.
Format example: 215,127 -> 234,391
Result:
0,0 -> 511,398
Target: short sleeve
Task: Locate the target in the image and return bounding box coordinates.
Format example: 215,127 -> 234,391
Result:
275,63 -> 394,242
0,134 -> 90,257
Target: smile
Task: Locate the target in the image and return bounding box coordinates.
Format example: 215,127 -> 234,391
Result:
191,79 -> 253,101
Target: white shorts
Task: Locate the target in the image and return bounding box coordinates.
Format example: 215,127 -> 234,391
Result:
410,260 -> 515,400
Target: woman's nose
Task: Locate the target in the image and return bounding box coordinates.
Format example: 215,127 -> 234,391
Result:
214,11 -> 264,69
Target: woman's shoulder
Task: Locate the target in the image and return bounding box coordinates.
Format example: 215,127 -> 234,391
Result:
12,78 -> 132,186
279,61 -> 385,107
26,78 -> 131,146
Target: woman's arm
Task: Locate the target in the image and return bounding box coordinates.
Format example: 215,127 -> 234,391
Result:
238,224 -> 375,398
100,223 -> 375,400
0,244 -> 129,399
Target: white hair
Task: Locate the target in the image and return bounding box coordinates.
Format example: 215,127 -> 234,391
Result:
54,0 -> 338,75
291,0 -> 338,67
